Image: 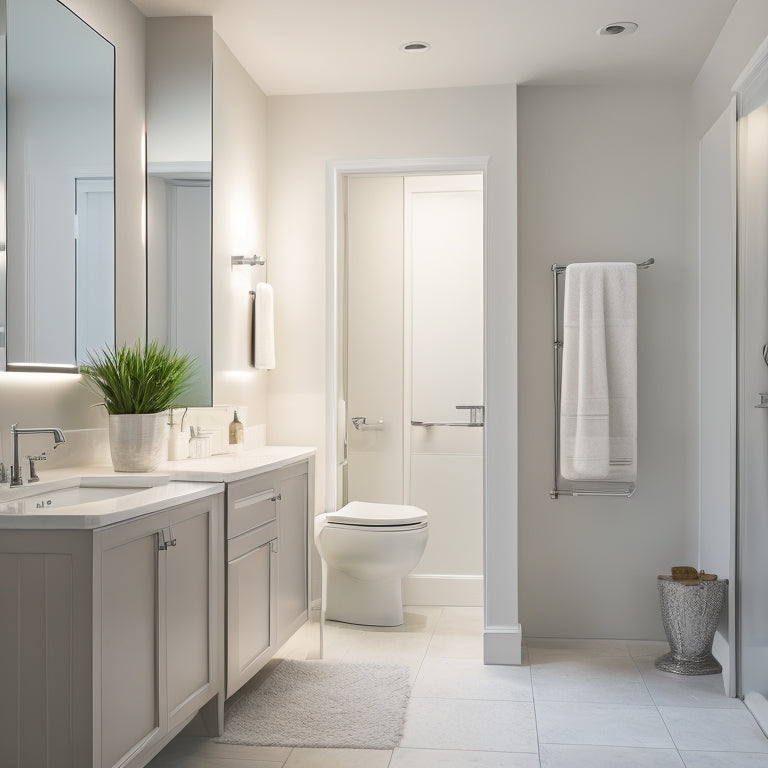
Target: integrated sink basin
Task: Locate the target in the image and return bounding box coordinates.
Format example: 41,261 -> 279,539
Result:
0,474 -> 184,525
1,483 -> 148,514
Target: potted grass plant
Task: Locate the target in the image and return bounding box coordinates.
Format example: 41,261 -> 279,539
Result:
80,340 -> 195,471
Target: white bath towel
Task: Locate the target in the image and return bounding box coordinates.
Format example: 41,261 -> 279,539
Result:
560,262 -> 637,482
253,282 -> 275,370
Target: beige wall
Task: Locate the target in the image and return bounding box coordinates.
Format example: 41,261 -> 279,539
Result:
212,33 -> 269,422
0,4 -> 271,458
518,84 -> 691,639
0,0 -> 145,449
267,85 -> 520,659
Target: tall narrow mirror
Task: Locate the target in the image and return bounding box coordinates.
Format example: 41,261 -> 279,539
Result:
5,0 -> 115,371
146,17 -> 213,406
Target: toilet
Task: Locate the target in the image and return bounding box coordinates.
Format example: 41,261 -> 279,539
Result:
314,501 -> 429,626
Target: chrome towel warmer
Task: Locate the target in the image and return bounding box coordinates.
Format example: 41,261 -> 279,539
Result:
550,258 -> 654,499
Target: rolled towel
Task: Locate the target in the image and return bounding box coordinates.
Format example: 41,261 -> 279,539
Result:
253,282 -> 275,370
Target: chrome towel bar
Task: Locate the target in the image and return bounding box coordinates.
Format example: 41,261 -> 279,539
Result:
550,258 -> 654,500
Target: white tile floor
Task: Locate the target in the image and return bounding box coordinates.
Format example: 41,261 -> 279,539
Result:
148,607 -> 768,768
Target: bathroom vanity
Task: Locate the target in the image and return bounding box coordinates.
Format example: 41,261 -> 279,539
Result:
0,447 -> 315,768
160,447 -> 316,697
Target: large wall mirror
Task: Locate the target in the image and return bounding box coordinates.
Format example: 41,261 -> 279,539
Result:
146,17 -> 213,406
3,0 -> 115,372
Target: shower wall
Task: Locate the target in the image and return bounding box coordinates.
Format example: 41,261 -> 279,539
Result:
344,173 -> 484,605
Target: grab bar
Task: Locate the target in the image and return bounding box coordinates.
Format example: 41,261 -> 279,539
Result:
411,420 -> 484,427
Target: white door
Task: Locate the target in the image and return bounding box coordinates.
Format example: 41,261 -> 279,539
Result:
345,174 -> 484,603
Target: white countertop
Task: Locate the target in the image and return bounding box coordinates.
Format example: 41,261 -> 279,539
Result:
158,445 -> 316,482
0,445 -> 315,530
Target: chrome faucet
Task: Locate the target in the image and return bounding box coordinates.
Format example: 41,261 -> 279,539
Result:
10,424 -> 66,487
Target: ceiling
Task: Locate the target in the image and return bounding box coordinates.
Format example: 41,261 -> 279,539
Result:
129,0 -> 737,96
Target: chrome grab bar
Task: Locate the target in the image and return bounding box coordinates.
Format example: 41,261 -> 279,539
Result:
412,404 -> 485,427
411,420 -> 484,427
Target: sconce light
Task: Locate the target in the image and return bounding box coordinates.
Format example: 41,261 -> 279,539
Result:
231,254 -> 266,267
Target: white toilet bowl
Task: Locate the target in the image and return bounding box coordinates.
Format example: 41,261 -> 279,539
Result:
314,501 -> 429,626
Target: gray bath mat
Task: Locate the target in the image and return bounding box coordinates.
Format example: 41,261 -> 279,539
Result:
218,659 -> 411,749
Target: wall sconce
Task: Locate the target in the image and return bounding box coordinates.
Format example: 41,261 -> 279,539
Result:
231,254 -> 266,267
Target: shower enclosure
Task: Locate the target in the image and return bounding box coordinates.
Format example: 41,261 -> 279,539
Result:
737,93 -> 768,730
336,173 -> 485,605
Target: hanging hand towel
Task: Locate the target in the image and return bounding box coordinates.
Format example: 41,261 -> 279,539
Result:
560,262 -> 637,482
253,282 -> 275,370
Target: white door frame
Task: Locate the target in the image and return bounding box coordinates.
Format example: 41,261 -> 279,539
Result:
325,156 -> 489,516
325,155 -> 498,632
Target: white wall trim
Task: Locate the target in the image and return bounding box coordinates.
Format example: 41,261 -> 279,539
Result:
733,34 -> 768,116
403,574 -> 484,607
483,625 -> 523,666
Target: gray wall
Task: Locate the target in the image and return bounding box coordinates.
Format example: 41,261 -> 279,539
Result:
518,84 -> 693,640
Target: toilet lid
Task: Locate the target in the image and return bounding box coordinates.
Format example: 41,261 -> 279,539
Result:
327,501 -> 428,527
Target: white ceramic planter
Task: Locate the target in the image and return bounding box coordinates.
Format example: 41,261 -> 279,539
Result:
108,412 -> 168,472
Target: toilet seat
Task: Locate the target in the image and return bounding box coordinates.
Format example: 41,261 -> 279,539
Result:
326,501 -> 428,529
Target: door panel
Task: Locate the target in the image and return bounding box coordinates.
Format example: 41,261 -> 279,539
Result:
100,531 -> 159,768
165,507 -> 211,727
227,540 -> 274,696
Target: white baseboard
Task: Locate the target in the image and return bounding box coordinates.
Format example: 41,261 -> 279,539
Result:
712,630 -> 731,697
402,574 -> 484,607
484,624 -> 523,665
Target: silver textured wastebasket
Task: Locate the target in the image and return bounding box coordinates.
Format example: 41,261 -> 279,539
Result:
655,576 -> 727,675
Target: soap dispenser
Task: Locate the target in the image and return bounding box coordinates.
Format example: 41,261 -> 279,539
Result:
167,408 -> 187,461
229,410 -> 244,448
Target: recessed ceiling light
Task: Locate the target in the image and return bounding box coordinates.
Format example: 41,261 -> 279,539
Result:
400,41 -> 430,53
597,22 -> 638,37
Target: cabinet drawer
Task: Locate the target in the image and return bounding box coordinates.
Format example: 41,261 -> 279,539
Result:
227,520 -> 278,561
228,488 -> 278,539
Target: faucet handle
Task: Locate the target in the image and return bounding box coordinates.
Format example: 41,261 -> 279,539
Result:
26,452 -> 46,483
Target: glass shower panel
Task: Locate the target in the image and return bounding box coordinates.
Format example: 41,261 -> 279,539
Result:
738,101 -> 768,728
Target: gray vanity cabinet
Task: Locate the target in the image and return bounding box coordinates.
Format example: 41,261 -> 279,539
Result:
95,496 -> 223,768
0,488 -> 224,768
225,458 -> 311,698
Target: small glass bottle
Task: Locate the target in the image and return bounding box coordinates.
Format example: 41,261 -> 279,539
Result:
229,410 -> 244,447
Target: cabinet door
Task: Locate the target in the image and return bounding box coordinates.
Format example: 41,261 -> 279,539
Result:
97,520 -> 163,768
276,470 -> 308,646
226,536 -> 276,697
165,499 -> 217,731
